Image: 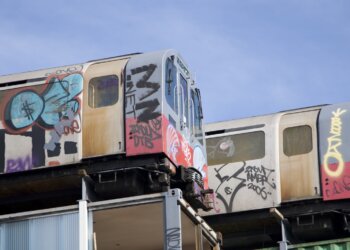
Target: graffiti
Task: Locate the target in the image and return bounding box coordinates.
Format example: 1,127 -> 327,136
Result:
325,175 -> 350,197
64,141 -> 78,154
207,137 -> 235,159
129,118 -> 161,149
0,126 -> 46,173
45,108 -> 80,152
181,141 -> 192,166
126,63 -> 163,153
63,119 -> 81,135
247,183 -> 267,199
126,64 -> 161,122
166,125 -> 180,164
245,165 -> 276,189
6,155 -> 32,173
166,228 -> 181,249
135,99 -> 160,123
0,73 -> 82,174
125,79 -> 137,117
4,73 -> 83,132
215,162 -> 246,212
323,108 -> 347,177
214,162 -> 276,212
44,65 -> 84,76
193,146 -> 206,178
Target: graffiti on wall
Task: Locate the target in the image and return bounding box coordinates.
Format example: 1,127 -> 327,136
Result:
166,125 -> 180,164
323,108 -> 346,178
5,74 -> 82,131
129,117 -> 161,149
0,72 -> 83,173
125,64 -> 160,122
321,107 -> 350,200
166,228 -> 181,249
213,161 -> 276,212
126,63 -> 163,154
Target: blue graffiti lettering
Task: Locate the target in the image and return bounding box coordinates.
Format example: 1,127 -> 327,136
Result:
5,73 -> 83,131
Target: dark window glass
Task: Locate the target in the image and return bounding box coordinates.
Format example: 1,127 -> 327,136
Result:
180,74 -> 188,127
192,89 -> 203,144
283,125 -> 312,156
165,58 -> 177,113
88,75 -> 118,108
206,131 -> 265,165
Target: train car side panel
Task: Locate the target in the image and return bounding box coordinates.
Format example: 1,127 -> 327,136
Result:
82,59 -> 127,158
125,52 -> 164,156
279,110 -> 320,201
205,115 -> 281,214
319,103 -> 350,200
0,69 -> 84,173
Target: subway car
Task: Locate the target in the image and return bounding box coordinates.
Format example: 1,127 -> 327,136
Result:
203,103 -> 350,248
0,50 -> 210,212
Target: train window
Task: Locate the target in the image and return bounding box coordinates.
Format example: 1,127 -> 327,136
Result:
192,89 -> 203,144
190,97 -> 195,137
88,75 -> 118,108
180,74 -> 189,128
206,131 -> 265,165
165,58 -> 178,113
283,125 -> 312,156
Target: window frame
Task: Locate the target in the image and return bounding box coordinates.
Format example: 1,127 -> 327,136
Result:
165,58 -> 178,114
283,125 -> 313,157
88,74 -> 119,109
206,130 -> 266,166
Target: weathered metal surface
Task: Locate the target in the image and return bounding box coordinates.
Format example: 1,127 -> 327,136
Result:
204,114 -> 281,214
279,109 -> 320,201
82,59 -> 128,158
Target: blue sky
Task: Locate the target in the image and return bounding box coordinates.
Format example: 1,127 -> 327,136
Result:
1,1 -> 349,123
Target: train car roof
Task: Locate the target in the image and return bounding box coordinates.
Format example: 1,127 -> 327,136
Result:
0,52 -> 142,87
0,49 -> 182,88
205,104 -> 330,133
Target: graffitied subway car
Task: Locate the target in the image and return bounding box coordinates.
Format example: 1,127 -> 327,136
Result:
204,103 -> 350,215
0,50 -> 210,212
203,104 -> 350,248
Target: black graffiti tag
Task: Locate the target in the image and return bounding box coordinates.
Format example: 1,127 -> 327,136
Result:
214,162 -> 246,212
214,162 -> 276,212
135,99 -> 160,123
166,228 -> 181,249
245,165 -> 275,199
127,64 -> 161,123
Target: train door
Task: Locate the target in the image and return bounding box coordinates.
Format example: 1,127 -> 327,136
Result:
279,110 -> 321,201
82,59 -> 128,158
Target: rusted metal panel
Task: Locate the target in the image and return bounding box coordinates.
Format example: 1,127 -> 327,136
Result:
319,103 -> 350,200
279,110 -> 320,201
204,114 -> 281,214
82,59 -> 128,158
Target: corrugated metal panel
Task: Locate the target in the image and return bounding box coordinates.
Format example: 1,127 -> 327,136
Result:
0,212 -> 79,250
257,237 -> 350,250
